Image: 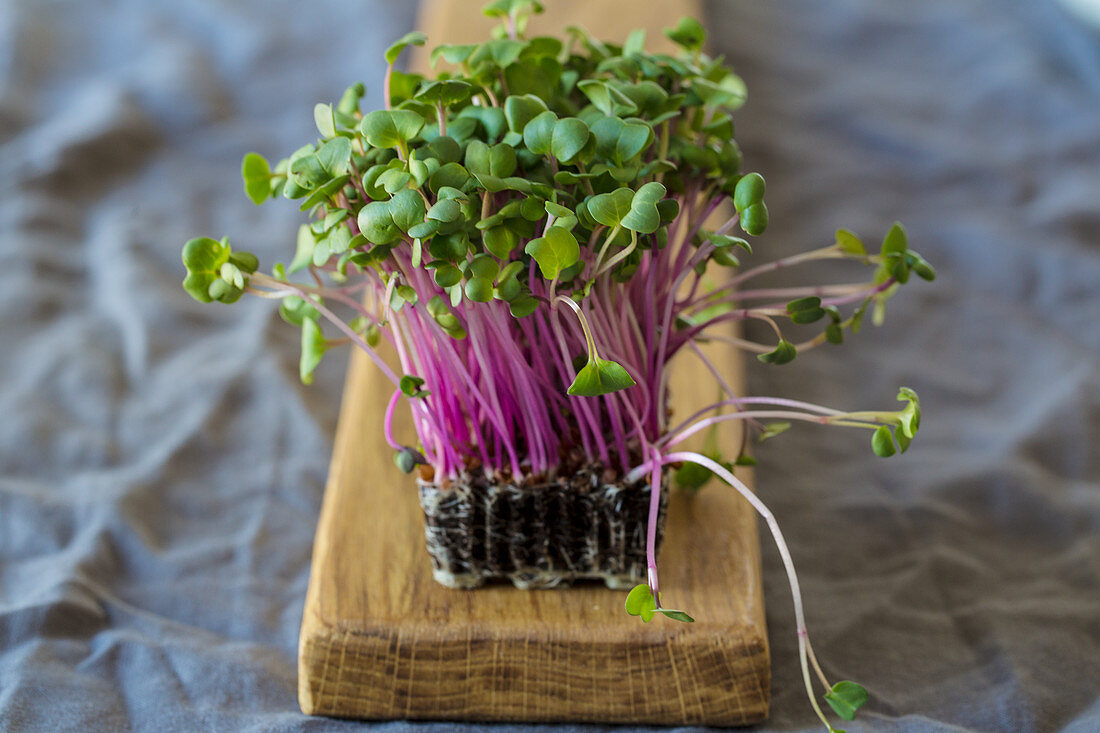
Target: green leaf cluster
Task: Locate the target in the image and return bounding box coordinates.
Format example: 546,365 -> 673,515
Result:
875,222 -> 935,285
180,2 -> 930,445
198,6 -> 761,328
181,236 -> 258,304
871,387 -> 922,457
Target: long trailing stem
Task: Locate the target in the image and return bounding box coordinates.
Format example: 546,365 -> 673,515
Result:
629,450 -> 834,732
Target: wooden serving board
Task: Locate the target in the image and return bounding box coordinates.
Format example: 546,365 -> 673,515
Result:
298,0 -> 769,725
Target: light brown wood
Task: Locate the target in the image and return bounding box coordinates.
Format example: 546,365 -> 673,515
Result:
298,0 -> 769,725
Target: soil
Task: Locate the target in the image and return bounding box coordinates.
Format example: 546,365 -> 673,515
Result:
418,463 -> 669,590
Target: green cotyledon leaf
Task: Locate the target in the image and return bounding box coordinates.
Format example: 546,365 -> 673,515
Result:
524,226 -> 579,280
824,681 -> 869,721
588,187 -> 635,228
384,31 -> 427,65
240,153 -> 271,205
567,357 -> 635,397
359,109 -> 425,149
624,584 -> 657,622
619,181 -> 666,233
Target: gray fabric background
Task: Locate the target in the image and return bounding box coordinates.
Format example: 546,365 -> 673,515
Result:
1,0 -> 1097,731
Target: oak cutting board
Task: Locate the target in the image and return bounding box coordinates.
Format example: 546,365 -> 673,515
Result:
298,0 -> 770,725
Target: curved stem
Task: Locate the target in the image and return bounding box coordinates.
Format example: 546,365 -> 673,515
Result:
383,390 -> 404,451
555,295 -> 598,359
633,451 -> 834,732
588,224 -> 619,280
665,397 -> 846,442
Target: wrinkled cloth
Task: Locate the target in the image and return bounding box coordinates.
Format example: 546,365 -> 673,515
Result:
1,0 -> 1098,731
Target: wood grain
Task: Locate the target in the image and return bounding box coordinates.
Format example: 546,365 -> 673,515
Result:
298,0 -> 769,725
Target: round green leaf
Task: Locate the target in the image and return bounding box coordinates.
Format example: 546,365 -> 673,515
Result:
733,172 -> 766,212
468,37 -> 526,67
357,201 -> 400,244
522,110 -> 557,156
428,231 -> 469,261
427,135 -> 462,164
881,222 -> 908,256
576,79 -> 638,117
299,317 -> 326,385
313,103 -> 336,139
524,226 -> 579,280
388,189 -> 426,233
467,253 -> 499,280
567,357 -> 636,397
483,226 -> 519,259
590,116 -> 625,159
377,168 -> 412,195
317,137 -> 352,175
385,31 -> 427,65
394,448 -> 418,474
430,43 -> 477,66
757,338 -> 796,365
664,16 -> 706,51
240,153 -> 271,205
488,143 -> 517,177
615,121 -> 652,164
620,181 -> 666,233
505,55 -> 563,100
464,277 -> 494,302
483,0 -> 545,20
504,94 -> 549,133
457,105 -> 507,142
624,584 -> 657,622
550,117 -> 590,164
431,262 -> 463,288
399,374 -> 429,398
495,275 -> 522,301
424,161 -> 468,192
464,140 -> 491,176
657,198 -> 680,222
588,187 -> 635,227
288,154 -> 327,189
741,202 -> 769,236
910,254 -> 936,281
336,82 -> 365,114
692,75 -> 747,110
182,236 -> 229,273
509,295 -> 539,318
824,681 -> 869,721
289,225 -> 317,274
228,251 -> 258,274
872,425 -> 897,457
786,296 -> 826,324
836,228 -> 866,256
427,197 -> 463,223
360,109 -> 425,149
415,79 -> 473,106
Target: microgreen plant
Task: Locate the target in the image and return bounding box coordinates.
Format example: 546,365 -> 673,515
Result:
182,3 -> 934,728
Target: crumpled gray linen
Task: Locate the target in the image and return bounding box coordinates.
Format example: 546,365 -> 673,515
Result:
1,0 -> 1098,731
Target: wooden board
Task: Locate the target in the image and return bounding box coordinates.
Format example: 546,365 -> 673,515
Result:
298,0 -> 769,725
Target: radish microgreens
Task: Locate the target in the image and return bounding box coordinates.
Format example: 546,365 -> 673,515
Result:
181,2 -> 934,728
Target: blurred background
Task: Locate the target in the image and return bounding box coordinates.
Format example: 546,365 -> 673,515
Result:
1,1 -> 1098,731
